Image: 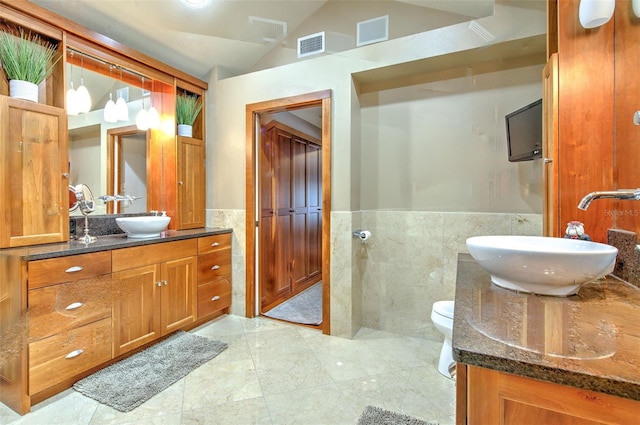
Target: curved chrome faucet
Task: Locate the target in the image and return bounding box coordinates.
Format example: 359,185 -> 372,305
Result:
578,189 -> 640,210
97,194 -> 142,206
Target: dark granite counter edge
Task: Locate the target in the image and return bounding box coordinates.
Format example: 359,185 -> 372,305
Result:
1,228 -> 233,261
452,253 -> 640,402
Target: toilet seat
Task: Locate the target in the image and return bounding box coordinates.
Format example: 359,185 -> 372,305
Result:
433,300 -> 454,319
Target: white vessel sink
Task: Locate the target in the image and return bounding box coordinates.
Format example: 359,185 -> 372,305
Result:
466,235 -> 618,296
116,216 -> 171,239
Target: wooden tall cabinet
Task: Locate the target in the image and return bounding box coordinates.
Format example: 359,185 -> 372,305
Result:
542,53 -> 558,237
177,135 -> 206,229
260,121 -> 322,310
0,97 -> 68,247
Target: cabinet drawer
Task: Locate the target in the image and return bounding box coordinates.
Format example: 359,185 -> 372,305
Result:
29,317 -> 112,395
198,233 -> 232,255
197,249 -> 231,283
28,251 -> 112,290
198,279 -> 231,319
112,239 -> 197,272
28,275 -> 112,341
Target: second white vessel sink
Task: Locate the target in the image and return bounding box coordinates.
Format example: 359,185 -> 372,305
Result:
466,235 -> 618,296
116,216 -> 171,239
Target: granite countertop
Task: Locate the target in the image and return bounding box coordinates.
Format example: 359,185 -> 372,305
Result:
0,227 -> 233,260
452,253 -> 640,401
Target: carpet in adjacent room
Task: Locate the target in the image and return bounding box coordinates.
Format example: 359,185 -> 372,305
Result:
263,282 -> 322,325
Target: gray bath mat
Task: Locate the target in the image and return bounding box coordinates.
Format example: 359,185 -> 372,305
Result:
263,282 -> 322,325
73,331 -> 227,412
357,406 -> 439,425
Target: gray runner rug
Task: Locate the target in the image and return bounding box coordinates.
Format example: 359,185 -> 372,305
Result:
73,331 -> 227,412
357,406 -> 439,425
263,282 -> 322,325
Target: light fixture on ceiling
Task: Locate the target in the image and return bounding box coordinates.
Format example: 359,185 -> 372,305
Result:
66,51 -> 79,116
136,76 -> 149,131
104,65 -> 118,123
115,67 -> 129,121
579,0 -> 615,28
75,53 -> 91,113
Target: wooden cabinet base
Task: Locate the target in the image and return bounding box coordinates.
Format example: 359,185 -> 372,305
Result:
464,365 -> 640,425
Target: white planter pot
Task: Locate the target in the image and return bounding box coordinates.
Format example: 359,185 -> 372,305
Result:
177,124 -> 193,137
9,80 -> 38,102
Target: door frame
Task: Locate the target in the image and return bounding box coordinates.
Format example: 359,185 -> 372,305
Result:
245,90 -> 332,334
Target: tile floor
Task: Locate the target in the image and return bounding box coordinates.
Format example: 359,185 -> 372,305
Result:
0,315 -> 456,425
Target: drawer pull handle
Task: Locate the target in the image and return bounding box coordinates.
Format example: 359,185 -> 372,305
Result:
211,242 -> 220,247
65,266 -> 83,273
65,349 -> 84,359
211,295 -> 221,301
211,265 -> 220,270
65,302 -> 84,310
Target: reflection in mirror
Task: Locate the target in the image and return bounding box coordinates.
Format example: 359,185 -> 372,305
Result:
66,48 -> 169,215
107,125 -> 148,214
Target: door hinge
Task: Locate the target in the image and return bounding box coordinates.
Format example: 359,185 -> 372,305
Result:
255,220 -> 259,227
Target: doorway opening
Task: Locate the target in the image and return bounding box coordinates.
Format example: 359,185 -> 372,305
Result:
245,90 -> 332,334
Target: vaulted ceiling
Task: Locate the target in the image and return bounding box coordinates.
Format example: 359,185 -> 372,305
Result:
30,0 -> 495,79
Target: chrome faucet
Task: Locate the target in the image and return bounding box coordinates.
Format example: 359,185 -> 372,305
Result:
577,189 -> 640,210
97,194 -> 142,206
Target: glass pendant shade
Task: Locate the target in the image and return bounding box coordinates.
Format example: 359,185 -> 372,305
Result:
634,0 -> 640,17
579,0 -> 615,28
76,79 -> 92,113
115,96 -> 129,121
136,108 -> 149,130
104,93 -> 118,123
147,106 -> 160,129
67,82 -> 79,116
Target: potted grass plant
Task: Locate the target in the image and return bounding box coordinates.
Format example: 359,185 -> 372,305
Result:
0,28 -> 60,103
176,93 -> 203,137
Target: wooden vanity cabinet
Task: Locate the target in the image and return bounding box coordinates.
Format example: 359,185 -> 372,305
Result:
197,233 -> 232,319
463,365 -> 640,425
0,97 -> 68,248
176,135 -> 206,229
26,251 -> 112,398
111,239 -> 197,356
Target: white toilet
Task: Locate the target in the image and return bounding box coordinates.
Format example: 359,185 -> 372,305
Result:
431,300 -> 455,378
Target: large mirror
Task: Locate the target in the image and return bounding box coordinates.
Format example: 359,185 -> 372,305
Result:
66,49 -> 169,215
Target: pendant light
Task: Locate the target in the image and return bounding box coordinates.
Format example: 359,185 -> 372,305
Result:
115,67 -> 129,121
104,65 -> 118,123
579,0 -> 615,28
66,51 -> 79,116
75,53 -> 92,113
136,76 -> 149,131
147,79 -> 160,130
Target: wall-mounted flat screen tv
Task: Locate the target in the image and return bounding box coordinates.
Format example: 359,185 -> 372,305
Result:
505,98 -> 542,162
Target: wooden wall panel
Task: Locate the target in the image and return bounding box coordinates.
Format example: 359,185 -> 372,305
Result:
557,0 -> 615,242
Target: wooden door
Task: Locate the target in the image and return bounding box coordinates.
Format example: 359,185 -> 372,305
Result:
0,97 -> 68,248
112,264 -> 162,356
259,129 -> 277,305
291,136 -> 309,288
160,256 -> 197,334
177,135 -> 205,229
307,142 -> 322,279
273,128 -> 294,299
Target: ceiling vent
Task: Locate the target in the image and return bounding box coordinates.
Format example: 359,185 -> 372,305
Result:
468,21 -> 495,42
357,15 -> 389,47
298,32 -> 325,58
249,16 -> 287,43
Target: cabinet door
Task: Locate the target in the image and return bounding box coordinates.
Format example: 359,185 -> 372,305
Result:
160,256 -> 197,334
176,136 -> 205,229
542,54 -> 559,237
0,97 -> 68,248
112,264 -> 162,356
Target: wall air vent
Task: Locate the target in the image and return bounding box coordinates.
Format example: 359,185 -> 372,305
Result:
357,15 -> 389,47
249,16 -> 287,42
298,32 -> 325,58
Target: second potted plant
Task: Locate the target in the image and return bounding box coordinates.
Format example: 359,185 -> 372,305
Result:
176,93 -> 203,137
0,28 -> 60,103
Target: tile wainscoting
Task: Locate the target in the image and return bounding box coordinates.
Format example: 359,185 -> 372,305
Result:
207,209 -> 542,340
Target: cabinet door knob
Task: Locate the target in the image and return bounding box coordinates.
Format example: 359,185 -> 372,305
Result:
65,349 -> 84,359
163,280 -> 168,285
65,302 -> 84,311
211,295 -> 221,301
211,265 -> 220,270
65,266 -> 83,273
157,281 -> 163,287
62,173 -> 70,178
211,242 -> 219,247
178,181 -> 184,185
